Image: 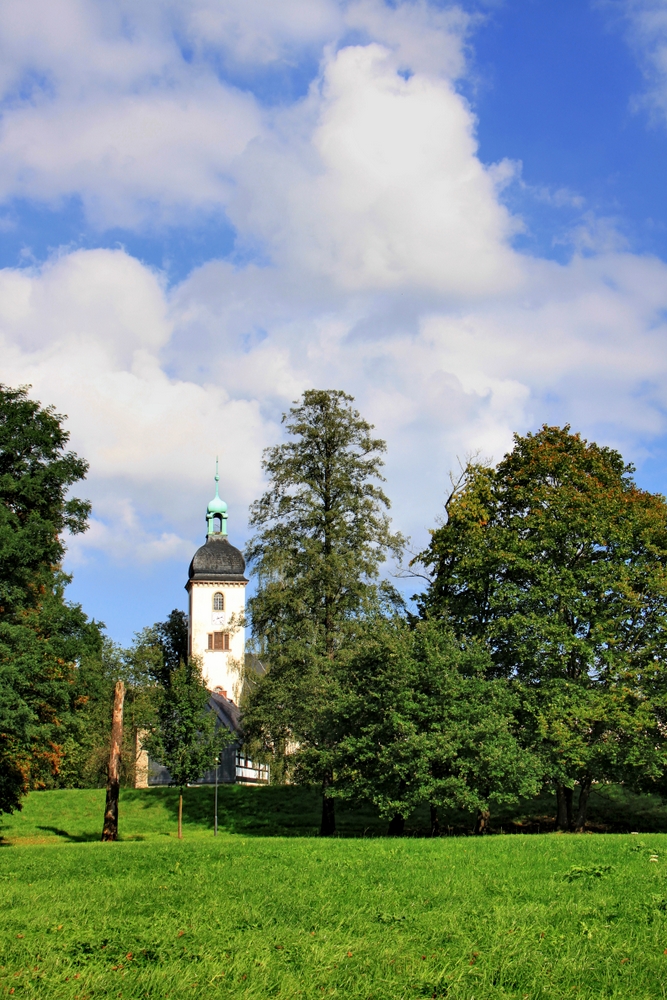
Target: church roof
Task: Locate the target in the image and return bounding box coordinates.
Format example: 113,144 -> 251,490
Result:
209,690 -> 242,734
188,534 -> 247,583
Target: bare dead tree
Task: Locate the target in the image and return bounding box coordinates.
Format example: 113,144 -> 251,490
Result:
102,680 -> 125,842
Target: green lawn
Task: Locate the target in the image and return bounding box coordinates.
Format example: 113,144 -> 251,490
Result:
2,789 -> 667,998
3,781 -> 667,847
0,785 -> 389,844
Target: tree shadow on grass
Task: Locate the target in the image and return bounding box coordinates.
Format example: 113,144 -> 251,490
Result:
121,783 -> 667,838
36,826 -> 100,843
122,785 -> 391,838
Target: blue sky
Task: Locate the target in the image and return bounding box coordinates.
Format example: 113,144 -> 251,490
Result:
1,0 -> 667,643
472,0 -> 667,260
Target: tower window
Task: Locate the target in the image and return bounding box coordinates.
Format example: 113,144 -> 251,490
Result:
207,632 -> 230,651
213,592 -> 224,611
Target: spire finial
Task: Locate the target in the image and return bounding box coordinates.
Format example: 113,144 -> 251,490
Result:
206,457 -> 228,537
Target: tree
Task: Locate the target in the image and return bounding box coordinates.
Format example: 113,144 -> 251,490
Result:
0,384 -> 90,615
52,639 -> 127,790
136,609 -> 189,688
417,426 -> 667,828
243,389 -> 404,834
0,385 -> 102,811
0,738 -> 26,816
329,617 -> 540,834
142,658 -> 230,838
0,578 -> 104,797
101,680 -> 125,842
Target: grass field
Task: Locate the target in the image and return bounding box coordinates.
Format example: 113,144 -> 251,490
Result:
3,780 -> 667,847
2,789 -> 667,999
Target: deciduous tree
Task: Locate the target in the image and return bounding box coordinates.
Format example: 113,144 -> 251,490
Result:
142,659 -> 230,838
417,426 -> 667,828
136,609 -> 189,688
329,617 -> 540,834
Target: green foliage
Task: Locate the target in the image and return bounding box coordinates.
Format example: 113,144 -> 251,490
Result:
247,388 -> 403,657
4,817 -> 667,998
329,617 -> 541,823
562,864 -> 613,881
142,659 -> 230,792
419,425 -> 667,680
417,425 -> 667,821
0,384 -> 90,618
0,385 -> 106,811
48,638 -> 157,790
0,573 -> 104,806
243,390 -> 403,798
134,609 -> 189,688
0,739 -> 26,817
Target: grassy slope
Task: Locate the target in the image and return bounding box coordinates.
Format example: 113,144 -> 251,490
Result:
3,782 -> 667,847
2,791 -> 667,997
0,786 -> 390,844
3,830 -> 667,998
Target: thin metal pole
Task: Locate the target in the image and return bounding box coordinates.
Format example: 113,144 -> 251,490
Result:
214,756 -> 219,836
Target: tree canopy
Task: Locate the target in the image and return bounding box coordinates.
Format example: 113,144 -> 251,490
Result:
417,425 -> 667,828
0,385 -> 102,814
134,609 -> 189,688
329,617 -> 541,834
142,657 -> 230,836
0,384 -> 90,618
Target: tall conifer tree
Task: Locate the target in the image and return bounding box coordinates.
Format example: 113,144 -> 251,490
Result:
243,389 -> 403,834
0,384 -> 101,812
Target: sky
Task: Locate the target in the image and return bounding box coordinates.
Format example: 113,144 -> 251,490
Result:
2,0 -> 667,643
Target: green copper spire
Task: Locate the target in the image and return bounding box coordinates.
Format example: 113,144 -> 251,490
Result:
206,457 -> 228,536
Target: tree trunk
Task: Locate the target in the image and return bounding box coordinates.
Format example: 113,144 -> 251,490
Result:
556,783 -> 568,830
320,775 -> 336,836
474,808 -> 491,835
388,813 -> 404,836
320,795 -> 336,836
556,783 -> 574,831
575,778 -> 592,832
101,680 -> 125,842
178,792 -> 183,840
430,804 -> 440,837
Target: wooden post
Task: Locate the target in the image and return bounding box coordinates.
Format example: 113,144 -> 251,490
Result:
102,680 -> 125,842
214,756 -> 219,836
178,792 -> 183,840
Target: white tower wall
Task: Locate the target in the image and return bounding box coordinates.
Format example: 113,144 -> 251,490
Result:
187,579 -> 246,701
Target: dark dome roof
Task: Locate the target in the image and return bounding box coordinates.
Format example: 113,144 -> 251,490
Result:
188,535 -> 247,583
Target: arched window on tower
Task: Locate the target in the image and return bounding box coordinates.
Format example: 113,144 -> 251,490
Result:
213,592 -> 224,612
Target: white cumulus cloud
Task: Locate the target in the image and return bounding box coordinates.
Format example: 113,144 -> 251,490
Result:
0,0 -> 666,593
0,249 -> 271,561
230,42 -> 520,295
611,0 -> 667,123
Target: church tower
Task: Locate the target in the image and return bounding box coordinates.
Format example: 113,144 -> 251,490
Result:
185,462 -> 248,700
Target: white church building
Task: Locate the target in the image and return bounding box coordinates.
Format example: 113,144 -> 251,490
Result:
139,467 -> 269,787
